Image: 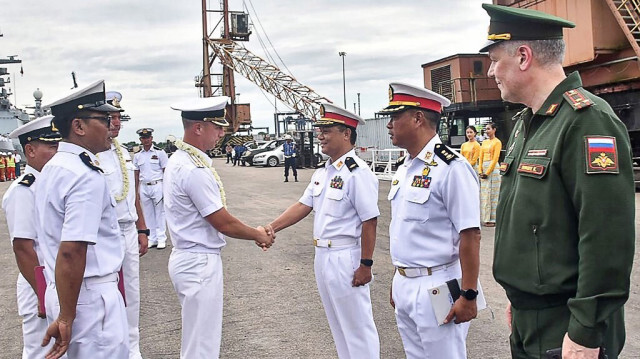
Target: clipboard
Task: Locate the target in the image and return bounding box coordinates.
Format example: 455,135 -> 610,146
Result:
428,278 -> 487,325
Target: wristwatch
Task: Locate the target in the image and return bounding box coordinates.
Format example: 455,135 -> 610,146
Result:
460,288 -> 479,300
360,259 -> 374,267
137,229 -> 150,236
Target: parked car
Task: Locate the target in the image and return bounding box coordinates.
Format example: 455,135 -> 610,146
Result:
242,139 -> 285,165
314,143 -> 329,164
253,143 -> 285,167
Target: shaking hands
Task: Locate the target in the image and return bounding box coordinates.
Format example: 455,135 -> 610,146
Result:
255,224 -> 276,251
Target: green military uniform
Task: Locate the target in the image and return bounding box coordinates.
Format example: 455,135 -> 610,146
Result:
482,4 -> 636,358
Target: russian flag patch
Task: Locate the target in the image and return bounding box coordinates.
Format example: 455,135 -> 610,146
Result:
585,136 -> 618,174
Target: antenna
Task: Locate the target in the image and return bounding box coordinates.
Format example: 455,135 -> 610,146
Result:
71,72 -> 78,89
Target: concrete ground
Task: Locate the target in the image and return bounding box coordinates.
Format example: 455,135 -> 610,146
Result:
0,158 -> 638,358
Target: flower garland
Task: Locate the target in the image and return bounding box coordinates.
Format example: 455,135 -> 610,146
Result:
174,139 -> 227,208
112,138 -> 130,202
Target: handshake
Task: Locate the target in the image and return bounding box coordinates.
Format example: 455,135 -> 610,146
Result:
255,224 -> 276,251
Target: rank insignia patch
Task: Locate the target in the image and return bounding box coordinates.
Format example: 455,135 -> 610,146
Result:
526,149 -> 548,157
499,162 -> 509,173
563,89 -> 593,111
411,175 -> 431,188
585,136 -> 618,174
517,163 -> 546,176
330,176 -> 344,189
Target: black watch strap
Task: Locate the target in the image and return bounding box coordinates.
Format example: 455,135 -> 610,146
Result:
138,229 -> 150,236
360,259 -> 373,267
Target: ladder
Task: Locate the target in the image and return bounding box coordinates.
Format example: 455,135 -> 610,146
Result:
606,0 -> 640,58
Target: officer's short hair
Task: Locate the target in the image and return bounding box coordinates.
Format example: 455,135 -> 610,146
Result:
335,124 -> 357,145
497,39 -> 565,67
412,109 -> 440,130
53,110 -> 96,138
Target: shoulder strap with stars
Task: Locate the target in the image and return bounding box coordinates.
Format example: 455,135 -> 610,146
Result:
18,173 -> 35,187
396,155 -> 406,166
563,88 -> 594,111
344,157 -> 359,172
80,152 -> 104,172
434,143 -> 457,165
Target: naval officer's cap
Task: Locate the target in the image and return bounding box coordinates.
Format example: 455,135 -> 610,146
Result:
171,97 -> 230,127
106,91 -> 125,112
137,128 -> 154,138
314,103 -> 365,129
380,82 -> 451,115
45,80 -> 120,118
9,115 -> 62,146
479,4 -> 575,52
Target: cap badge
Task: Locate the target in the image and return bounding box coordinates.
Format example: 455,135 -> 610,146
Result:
388,86 -> 393,102
319,105 -> 325,117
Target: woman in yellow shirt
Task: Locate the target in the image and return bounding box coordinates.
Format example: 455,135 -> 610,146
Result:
478,123 -> 502,227
460,126 -> 481,170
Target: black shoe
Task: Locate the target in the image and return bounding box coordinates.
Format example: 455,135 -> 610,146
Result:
284,178 -> 289,182
295,178 -> 299,182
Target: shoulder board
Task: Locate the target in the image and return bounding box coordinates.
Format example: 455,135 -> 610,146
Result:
153,146 -> 162,151
396,155 -> 406,166
79,152 -> 104,172
187,153 -> 206,168
18,173 -> 35,187
512,107 -> 529,121
345,157 -> 359,172
563,88 -> 594,111
120,144 -> 129,150
434,143 -> 457,165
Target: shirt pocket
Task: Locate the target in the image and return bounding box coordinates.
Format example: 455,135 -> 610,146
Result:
403,187 -> 430,222
325,187 -> 349,217
517,157 -> 550,180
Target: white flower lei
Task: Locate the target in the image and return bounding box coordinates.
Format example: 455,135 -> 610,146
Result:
174,139 -> 227,208
112,138 -> 130,202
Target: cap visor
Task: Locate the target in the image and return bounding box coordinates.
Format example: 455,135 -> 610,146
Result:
90,103 -> 121,112
379,105 -> 409,114
479,39 -> 501,53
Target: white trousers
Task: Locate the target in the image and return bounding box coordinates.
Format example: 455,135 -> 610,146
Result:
139,182 -> 166,245
45,276 -> 129,358
314,246 -> 380,359
16,273 -> 52,358
120,222 -> 142,359
392,262 -> 470,359
168,249 -> 223,359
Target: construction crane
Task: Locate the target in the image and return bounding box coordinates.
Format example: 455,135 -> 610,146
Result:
195,0 -> 330,133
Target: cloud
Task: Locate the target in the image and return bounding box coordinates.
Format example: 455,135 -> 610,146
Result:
0,0 -> 491,143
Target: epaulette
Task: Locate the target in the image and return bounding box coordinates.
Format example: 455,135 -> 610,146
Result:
563,88 -> 594,111
434,143 -> 457,165
79,152 -> 104,172
187,153 -> 206,168
396,155 -> 406,166
18,173 -> 35,187
153,145 -> 162,151
345,157 -> 358,172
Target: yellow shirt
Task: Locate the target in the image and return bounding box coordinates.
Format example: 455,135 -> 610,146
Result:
478,137 -> 502,175
460,141 -> 481,166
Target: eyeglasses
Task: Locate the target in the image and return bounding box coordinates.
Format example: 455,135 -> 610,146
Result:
78,115 -> 111,127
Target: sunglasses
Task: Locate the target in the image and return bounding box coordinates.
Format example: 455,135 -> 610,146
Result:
78,115 -> 112,127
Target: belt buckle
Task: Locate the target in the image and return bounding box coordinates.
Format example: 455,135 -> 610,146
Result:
313,239 -> 332,248
398,267 -> 406,276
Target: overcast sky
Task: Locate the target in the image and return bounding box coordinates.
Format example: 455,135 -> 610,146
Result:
1,0 -> 491,143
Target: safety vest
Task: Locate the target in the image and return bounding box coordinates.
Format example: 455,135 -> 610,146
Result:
6,156 -> 15,167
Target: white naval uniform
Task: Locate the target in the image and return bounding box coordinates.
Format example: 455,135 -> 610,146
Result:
97,143 -> 142,359
299,149 -> 380,359
388,136 -> 480,359
35,142 -> 128,358
133,146 -> 168,246
2,165 -> 53,358
164,148 -> 226,359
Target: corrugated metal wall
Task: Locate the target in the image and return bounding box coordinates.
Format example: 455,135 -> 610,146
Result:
356,116 -> 395,150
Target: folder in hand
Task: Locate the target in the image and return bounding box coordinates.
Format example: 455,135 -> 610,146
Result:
428,278 -> 487,325
34,265 -> 46,317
